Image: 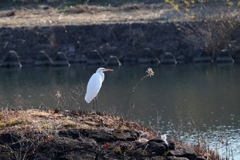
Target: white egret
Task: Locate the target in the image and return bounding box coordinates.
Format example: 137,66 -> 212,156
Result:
85,67 -> 114,112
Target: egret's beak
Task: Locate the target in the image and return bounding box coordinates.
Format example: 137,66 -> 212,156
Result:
104,69 -> 114,72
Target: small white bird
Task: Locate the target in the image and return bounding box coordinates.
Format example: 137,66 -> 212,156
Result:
85,67 -> 114,112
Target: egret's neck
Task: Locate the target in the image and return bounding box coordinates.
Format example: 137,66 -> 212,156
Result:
99,72 -> 105,82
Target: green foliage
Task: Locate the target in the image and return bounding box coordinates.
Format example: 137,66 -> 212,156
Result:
7,118 -> 23,126
43,124 -> 48,128
115,146 -> 122,154
0,113 -> 3,121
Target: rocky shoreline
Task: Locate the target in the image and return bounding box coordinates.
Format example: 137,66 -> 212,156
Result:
0,21 -> 239,67
0,109 -> 209,160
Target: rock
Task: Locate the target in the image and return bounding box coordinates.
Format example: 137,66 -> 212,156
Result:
87,50 -> 105,65
232,49 -> 240,63
39,137 -> 92,152
165,156 -> 189,160
121,54 -> 131,62
0,133 -> 20,144
112,129 -> 139,141
30,152 -> 56,160
73,54 -> 87,63
196,157 -> 207,160
148,136 -> 166,144
176,55 -> 186,64
52,52 -> 70,66
98,155 -> 122,160
166,146 -> 197,160
0,154 -> 18,160
21,58 -> 34,65
121,54 -> 137,64
68,45 -> 75,53
166,135 -> 175,150
80,54 -> 87,63
99,44 -> 119,57
133,156 -> 164,160
216,50 -> 234,63
160,52 -> 177,65
34,51 -> 53,66
59,129 -> 98,145
29,135 -> 97,159
148,135 -> 175,150
146,141 -> 166,155
130,55 -> 137,62
1,50 -> 22,67
38,5 -> 50,10
10,141 -> 34,151
58,129 -> 80,139
106,55 -> 121,66
0,10 -> 15,18
67,52 -> 76,63
193,49 -> 212,63
81,129 -> 115,142
61,45 -> 68,51
138,131 -> 151,138
73,55 -> 81,63
0,128 -> 206,160
138,48 -> 159,64
59,150 -> 97,160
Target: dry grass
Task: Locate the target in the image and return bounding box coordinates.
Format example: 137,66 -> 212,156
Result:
0,108 -> 226,159
174,141 -> 223,160
0,2 -> 239,27
0,109 -> 154,135
0,3 -> 173,27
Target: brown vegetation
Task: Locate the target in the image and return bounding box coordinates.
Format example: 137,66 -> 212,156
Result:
0,109 -> 225,159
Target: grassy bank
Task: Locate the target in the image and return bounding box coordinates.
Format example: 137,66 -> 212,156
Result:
0,108 -> 223,159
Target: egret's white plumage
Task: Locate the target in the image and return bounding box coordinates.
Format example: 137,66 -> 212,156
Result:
85,67 -> 113,112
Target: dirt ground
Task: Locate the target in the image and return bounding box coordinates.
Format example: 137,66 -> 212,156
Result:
0,3 -> 173,27
0,2 -> 239,27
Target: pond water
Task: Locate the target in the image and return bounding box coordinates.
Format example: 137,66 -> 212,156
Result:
0,63 -> 240,159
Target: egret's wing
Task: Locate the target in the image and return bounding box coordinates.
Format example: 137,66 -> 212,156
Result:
85,73 -> 102,103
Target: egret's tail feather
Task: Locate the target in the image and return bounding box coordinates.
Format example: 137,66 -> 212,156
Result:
85,94 -> 92,103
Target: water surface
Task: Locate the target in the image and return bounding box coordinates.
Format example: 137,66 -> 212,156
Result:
0,64 -> 239,159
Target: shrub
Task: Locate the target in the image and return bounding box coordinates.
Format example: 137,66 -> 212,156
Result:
166,0 -> 240,58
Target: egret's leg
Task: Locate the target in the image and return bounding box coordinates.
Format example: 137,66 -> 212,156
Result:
92,98 -> 95,111
96,95 -> 99,113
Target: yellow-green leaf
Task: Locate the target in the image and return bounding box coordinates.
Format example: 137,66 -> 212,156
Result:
172,4 -> 180,11
228,2 -> 233,6
184,0 -> 190,5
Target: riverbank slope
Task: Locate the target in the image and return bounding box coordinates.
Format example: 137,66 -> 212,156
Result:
0,1 -> 240,64
0,109 -> 218,160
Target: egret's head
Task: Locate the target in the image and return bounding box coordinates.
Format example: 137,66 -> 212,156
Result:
96,68 -> 114,73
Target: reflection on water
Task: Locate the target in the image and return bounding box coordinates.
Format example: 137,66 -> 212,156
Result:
0,64 -> 240,159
